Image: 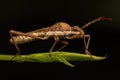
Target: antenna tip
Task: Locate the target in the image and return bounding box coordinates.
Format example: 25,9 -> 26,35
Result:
100,16 -> 112,21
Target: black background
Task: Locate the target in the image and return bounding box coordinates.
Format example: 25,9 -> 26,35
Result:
0,0 -> 119,80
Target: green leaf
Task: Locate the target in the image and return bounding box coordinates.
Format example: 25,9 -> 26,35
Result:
0,51 -> 106,67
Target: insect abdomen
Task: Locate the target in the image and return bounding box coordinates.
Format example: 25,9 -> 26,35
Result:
10,36 -> 35,44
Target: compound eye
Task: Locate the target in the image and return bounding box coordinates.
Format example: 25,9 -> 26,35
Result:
72,26 -> 78,31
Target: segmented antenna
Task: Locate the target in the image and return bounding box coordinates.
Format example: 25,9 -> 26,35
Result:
81,17 -> 112,29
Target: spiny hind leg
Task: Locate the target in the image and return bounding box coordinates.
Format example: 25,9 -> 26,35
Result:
9,30 -> 22,60
9,30 -> 49,60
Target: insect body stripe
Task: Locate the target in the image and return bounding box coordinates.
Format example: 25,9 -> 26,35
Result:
10,36 -> 34,44
10,31 -> 80,44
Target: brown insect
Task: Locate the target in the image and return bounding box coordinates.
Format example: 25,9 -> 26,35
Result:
9,16 -> 112,58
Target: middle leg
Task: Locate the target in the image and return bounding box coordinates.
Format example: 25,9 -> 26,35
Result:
57,40 -> 69,51
49,37 -> 59,56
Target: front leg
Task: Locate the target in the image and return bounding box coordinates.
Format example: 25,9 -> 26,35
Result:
83,34 -> 91,55
66,34 -> 82,39
66,34 -> 92,55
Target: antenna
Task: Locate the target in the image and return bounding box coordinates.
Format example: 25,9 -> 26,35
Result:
81,17 -> 112,29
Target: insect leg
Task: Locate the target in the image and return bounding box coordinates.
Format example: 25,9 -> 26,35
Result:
49,37 -> 59,56
66,34 -> 81,39
9,30 -> 22,60
66,33 -> 91,55
10,30 -> 49,40
57,40 -> 69,51
83,34 -> 91,55
10,30 -> 49,59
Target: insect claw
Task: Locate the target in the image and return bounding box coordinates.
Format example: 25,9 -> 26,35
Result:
11,53 -> 20,60
49,52 -> 53,57
85,50 -> 92,56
